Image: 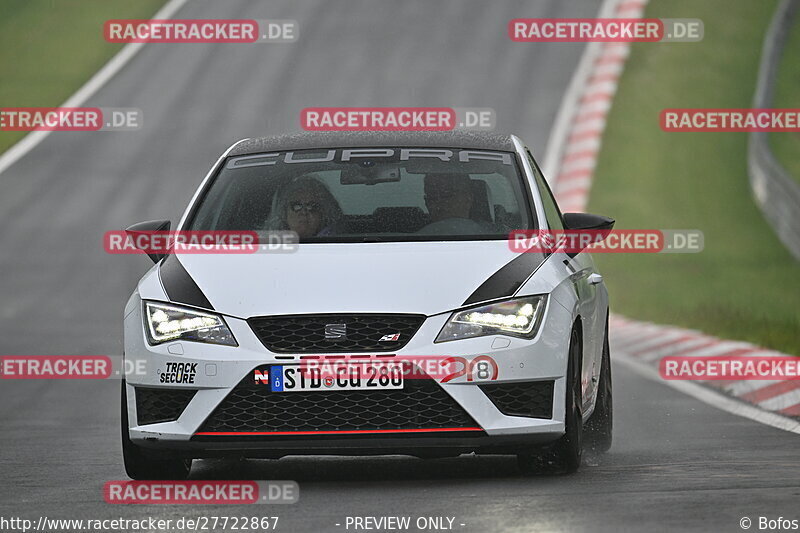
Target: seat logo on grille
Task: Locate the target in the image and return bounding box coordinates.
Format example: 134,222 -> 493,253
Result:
324,323 -> 347,339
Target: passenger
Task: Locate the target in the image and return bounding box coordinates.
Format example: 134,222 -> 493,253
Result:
424,173 -> 474,222
418,173 -> 488,234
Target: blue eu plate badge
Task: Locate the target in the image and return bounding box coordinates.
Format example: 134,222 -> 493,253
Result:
270,365 -> 284,392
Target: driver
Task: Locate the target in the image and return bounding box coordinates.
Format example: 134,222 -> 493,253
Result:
268,175 -> 342,238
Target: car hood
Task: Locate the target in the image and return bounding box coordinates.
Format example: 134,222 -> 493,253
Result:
163,241 -> 544,317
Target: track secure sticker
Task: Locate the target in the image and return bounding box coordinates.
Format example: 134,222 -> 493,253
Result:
159,362 -> 197,384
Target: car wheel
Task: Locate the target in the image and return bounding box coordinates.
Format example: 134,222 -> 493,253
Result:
121,381 -> 192,480
585,319 -> 613,452
518,325 -> 583,474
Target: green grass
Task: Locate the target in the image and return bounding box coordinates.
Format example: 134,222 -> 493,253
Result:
587,0 -> 800,355
769,13 -> 800,183
0,0 -> 165,153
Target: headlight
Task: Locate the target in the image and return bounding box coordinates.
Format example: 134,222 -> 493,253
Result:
435,295 -> 547,343
144,301 -> 237,346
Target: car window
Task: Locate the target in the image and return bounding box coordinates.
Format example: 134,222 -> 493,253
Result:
187,147 -> 536,242
527,149 -> 564,231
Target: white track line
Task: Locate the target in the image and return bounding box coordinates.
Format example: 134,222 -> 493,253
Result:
0,0 -> 190,177
615,352 -> 800,434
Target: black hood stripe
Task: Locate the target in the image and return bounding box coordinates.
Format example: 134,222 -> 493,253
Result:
463,252 -> 547,306
159,254 -> 214,310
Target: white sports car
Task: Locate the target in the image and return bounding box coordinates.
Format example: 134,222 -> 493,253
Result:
121,131 -> 614,479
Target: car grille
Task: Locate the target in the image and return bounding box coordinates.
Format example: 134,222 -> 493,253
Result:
479,380 -> 554,419
135,387 -> 196,425
197,364 -> 478,433
248,314 -> 425,353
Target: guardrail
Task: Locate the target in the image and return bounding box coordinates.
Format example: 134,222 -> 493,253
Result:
748,0 -> 800,261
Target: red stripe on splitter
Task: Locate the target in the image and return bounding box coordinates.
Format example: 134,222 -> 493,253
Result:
194,427 -> 484,436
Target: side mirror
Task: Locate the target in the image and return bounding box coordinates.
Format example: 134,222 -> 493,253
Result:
125,219 -> 171,264
562,213 -> 615,258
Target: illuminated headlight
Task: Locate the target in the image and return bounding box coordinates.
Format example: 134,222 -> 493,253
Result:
435,295 -> 547,342
144,302 -> 237,346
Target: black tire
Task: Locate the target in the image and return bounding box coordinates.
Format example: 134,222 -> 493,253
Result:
121,381 -> 192,480
518,326 -> 583,474
585,319 -> 613,452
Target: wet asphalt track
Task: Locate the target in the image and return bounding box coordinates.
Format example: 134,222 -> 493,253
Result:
1,1 -> 798,532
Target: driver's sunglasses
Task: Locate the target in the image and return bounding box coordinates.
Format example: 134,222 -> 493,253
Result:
289,201 -> 322,214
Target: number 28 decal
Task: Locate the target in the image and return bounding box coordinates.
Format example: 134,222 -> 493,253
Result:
440,355 -> 499,383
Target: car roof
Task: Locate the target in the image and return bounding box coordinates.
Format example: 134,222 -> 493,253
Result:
228,131 -> 519,156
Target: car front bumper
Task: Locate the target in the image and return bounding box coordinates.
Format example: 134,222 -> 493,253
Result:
123,293 -> 573,457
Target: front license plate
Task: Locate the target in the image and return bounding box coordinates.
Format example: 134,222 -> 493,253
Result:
269,363 -> 404,392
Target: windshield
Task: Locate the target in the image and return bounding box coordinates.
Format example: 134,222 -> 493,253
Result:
186,147 -> 535,242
